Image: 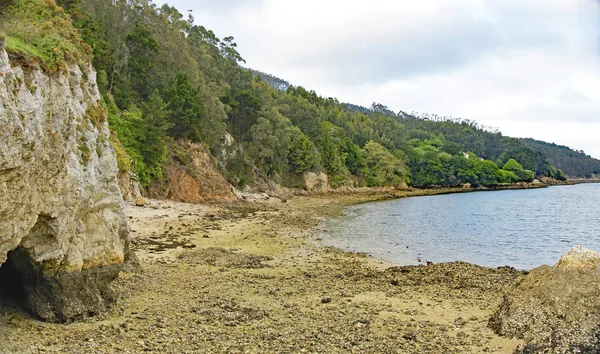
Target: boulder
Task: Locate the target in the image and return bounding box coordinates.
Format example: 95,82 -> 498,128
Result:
135,196 -> 146,207
556,245 -> 600,271
489,246 -> 600,353
0,49 -> 132,322
304,172 -> 329,193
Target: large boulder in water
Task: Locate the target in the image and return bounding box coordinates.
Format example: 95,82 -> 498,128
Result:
489,246 -> 600,353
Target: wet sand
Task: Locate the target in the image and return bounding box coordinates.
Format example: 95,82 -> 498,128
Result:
0,191 -> 524,353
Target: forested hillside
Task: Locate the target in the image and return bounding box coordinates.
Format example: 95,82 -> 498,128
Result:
520,139 -> 600,178
250,69 -> 290,92
5,0 -> 598,194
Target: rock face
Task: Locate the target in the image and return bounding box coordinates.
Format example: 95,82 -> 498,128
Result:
489,246 -> 600,353
303,172 -> 329,193
117,170 -> 142,202
147,140 -> 237,203
0,49 -> 131,321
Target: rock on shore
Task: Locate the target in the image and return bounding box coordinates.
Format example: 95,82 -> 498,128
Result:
0,49 -> 131,322
489,246 -> 600,353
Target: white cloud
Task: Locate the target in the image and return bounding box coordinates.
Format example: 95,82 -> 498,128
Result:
164,0 -> 600,158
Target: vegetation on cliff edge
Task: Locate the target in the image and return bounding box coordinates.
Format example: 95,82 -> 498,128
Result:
7,0 -> 593,192
0,0 -> 91,73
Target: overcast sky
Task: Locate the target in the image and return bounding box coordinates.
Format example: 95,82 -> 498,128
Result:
164,0 -> 600,158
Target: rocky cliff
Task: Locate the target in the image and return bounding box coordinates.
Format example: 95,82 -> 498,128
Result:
0,49 -> 131,322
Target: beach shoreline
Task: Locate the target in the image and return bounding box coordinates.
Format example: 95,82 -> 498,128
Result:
0,189 -> 530,353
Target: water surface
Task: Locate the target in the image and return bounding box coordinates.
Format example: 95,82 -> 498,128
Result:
321,184 -> 600,270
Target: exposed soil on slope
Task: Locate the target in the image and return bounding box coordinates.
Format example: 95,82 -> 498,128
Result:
0,192 -> 524,353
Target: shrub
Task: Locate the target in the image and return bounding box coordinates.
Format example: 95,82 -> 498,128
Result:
1,0 -> 91,73
503,158 -> 524,172
85,102 -> 106,128
514,169 -> 535,183
78,144 -> 91,166
110,133 -> 131,173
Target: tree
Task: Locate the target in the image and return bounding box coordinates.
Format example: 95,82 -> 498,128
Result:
163,72 -> 204,141
140,90 -> 172,180
363,141 -> 408,187
288,130 -> 319,174
321,122 -> 351,187
126,21 -> 159,100
503,158 -> 524,172
474,160 -> 501,186
247,108 -> 295,178
503,158 -> 534,182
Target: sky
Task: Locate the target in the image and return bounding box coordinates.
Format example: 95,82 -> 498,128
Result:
164,0 -> 600,159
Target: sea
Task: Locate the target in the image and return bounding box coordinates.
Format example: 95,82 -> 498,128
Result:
320,183 -> 600,270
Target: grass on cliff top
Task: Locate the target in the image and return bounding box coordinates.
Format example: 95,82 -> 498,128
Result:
0,0 -> 91,73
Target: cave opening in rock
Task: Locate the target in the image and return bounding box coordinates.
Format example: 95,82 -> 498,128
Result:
0,249 -> 27,309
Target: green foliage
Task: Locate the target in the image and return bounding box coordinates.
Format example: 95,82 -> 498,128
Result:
502,158 -> 534,182
288,131 -> 319,174
363,141 -> 408,187
247,109 -> 294,178
502,158 -> 524,172
514,169 -> 535,183
224,151 -> 254,187
521,138 -> 599,178
497,146 -> 546,175
407,139 -> 528,187
84,102 -> 106,128
1,0 -> 91,72
140,89 -> 172,180
545,166 -> 567,181
126,21 -> 158,100
225,87 -> 262,137
105,93 -> 168,187
163,72 -> 204,141
110,133 -> 131,172
321,122 -> 352,187
78,144 -> 91,165
473,160 -> 501,186
497,169 -> 518,184
45,0 -> 583,191
441,141 -> 462,156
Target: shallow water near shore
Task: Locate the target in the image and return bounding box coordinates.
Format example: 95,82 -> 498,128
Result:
321,183 -> 600,270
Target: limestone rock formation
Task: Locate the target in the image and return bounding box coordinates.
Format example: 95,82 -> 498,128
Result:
489,247 -> 600,353
555,245 -> 600,271
0,49 -> 131,322
303,172 -> 329,193
117,170 -> 142,202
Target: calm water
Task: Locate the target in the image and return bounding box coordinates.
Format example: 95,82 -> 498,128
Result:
321,184 -> 600,270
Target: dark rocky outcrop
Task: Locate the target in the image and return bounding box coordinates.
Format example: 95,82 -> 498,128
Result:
489,246 -> 600,353
0,49 -> 132,322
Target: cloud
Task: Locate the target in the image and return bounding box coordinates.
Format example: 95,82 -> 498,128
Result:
162,0 -> 600,158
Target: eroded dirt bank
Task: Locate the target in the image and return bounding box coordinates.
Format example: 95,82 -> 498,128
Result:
0,191 -> 524,353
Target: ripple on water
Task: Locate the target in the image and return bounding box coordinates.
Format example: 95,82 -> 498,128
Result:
322,184 -> 600,270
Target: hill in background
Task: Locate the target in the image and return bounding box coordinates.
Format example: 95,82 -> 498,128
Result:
8,0 -> 596,197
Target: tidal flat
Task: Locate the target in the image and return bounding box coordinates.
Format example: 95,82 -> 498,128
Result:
0,190 -> 526,353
